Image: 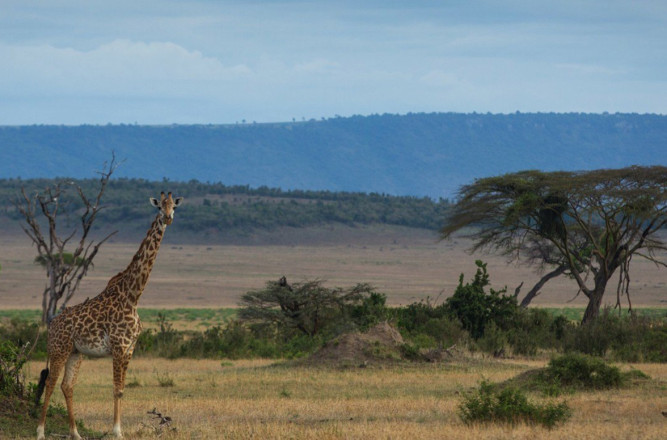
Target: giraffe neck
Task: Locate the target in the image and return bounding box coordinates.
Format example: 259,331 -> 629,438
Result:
120,215 -> 166,304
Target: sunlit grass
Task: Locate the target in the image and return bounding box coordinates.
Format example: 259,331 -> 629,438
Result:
22,357 -> 667,440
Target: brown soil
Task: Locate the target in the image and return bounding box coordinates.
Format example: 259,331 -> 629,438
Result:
305,322 -> 406,368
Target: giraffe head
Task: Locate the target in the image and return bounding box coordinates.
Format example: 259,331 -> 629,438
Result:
149,192 -> 183,226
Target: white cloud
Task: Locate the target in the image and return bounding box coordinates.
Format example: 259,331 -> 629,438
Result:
0,40 -> 251,98
0,1 -> 665,124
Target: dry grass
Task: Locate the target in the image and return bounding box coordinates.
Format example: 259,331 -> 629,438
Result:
24,357 -> 667,440
1,231 -> 666,310
5,229 -> 667,438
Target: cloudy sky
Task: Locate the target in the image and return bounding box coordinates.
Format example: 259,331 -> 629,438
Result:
1,0 -> 665,125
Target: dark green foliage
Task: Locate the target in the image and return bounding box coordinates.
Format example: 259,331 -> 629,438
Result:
563,308 -> 667,362
458,380 -> 571,429
0,318 -> 46,359
238,279 -> 387,339
541,354 -> 624,392
348,291 -> 390,330
505,309 -> 573,356
444,261 -> 518,339
178,321 -> 283,359
393,296 -> 467,350
0,177 -> 450,239
134,312 -> 184,358
0,340 -> 28,398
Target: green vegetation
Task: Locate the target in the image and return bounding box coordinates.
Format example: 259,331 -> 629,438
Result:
501,353 -> 652,398
1,263 -> 665,362
239,278 -> 387,337
541,353 -> 623,391
443,260 -> 518,339
0,339 -> 100,439
562,309 -> 667,362
137,308 -> 236,326
0,177 -> 450,239
458,380 -> 571,429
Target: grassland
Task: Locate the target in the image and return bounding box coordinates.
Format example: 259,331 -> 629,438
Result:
21,357 -> 667,440
2,229 -> 666,310
3,230 -> 666,439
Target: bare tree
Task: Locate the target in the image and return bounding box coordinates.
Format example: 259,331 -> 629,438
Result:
14,155 -> 120,324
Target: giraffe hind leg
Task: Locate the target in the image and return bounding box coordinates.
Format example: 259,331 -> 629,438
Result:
61,353 -> 84,440
37,355 -> 66,440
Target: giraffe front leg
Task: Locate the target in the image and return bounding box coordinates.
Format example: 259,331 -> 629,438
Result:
112,355 -> 131,438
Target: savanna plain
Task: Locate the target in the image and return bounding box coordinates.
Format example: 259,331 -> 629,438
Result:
2,227 -> 666,439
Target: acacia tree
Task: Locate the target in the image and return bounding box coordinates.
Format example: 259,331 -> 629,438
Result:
238,277 -> 377,337
14,156 -> 119,324
441,167 -> 667,324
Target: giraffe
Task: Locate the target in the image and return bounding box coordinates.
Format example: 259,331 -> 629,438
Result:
36,192 -> 183,440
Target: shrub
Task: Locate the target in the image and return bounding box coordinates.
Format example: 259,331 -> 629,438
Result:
475,322 -> 508,357
134,313 -> 184,358
394,297 -> 449,334
0,318 -> 46,359
445,260 -> 519,339
459,380 -> 571,429
505,308 -> 573,356
179,321 -> 282,359
348,290 -> 390,330
563,309 -> 667,362
542,353 -> 623,390
0,340 -> 28,398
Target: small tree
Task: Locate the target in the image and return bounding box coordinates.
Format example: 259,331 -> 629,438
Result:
14,156 -> 119,324
238,277 -> 379,338
442,167 -> 667,323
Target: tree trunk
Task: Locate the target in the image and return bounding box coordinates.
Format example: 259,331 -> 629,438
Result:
581,277 -> 608,324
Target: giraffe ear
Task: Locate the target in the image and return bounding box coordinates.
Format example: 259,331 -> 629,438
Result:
149,197 -> 160,208
173,197 -> 183,207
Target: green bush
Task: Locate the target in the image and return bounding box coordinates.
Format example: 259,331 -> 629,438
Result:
445,261 -> 518,339
0,318 -> 46,359
134,313 -> 184,358
505,309 -> 572,356
348,290 -> 390,330
475,322 -> 508,357
0,340 -> 28,398
563,309 -> 667,362
395,302 -> 467,350
459,380 -> 571,429
542,353 -> 623,390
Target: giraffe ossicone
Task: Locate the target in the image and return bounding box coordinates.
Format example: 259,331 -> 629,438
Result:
36,192 -> 182,440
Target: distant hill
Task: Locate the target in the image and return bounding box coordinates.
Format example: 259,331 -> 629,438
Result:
0,178 -> 449,244
1,113 -> 665,198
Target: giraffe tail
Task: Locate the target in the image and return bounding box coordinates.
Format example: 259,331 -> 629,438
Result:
35,367 -> 49,407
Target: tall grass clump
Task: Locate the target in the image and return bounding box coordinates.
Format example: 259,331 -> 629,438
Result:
458,380 -> 571,429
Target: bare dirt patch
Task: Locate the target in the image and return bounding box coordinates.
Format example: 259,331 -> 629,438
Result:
305,322 -> 406,368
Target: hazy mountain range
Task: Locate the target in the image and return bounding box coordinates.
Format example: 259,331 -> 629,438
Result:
1,112 -> 665,198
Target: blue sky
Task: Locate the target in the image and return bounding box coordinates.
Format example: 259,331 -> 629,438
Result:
1,0 -> 665,125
